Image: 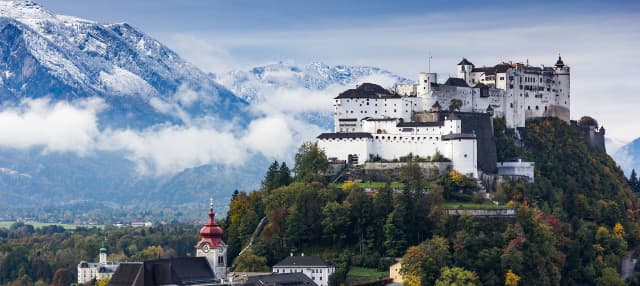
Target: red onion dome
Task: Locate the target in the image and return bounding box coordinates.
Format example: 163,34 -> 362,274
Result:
196,199 -> 224,248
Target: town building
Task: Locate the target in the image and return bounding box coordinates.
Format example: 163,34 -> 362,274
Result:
389,260 -> 403,284
195,198 -> 228,280
77,247 -> 119,284
108,257 -> 217,286
272,255 -> 335,286
245,273 -> 317,286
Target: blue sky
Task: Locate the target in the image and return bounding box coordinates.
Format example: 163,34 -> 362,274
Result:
36,0 -> 640,142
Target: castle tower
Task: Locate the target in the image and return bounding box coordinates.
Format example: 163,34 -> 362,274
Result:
196,198 -> 227,279
417,72 -> 438,96
456,58 -> 474,81
99,247 -> 107,264
552,55 -> 570,121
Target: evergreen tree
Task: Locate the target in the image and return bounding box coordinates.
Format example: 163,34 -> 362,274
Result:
263,161 -> 280,191
278,162 -> 292,187
630,169 -> 639,192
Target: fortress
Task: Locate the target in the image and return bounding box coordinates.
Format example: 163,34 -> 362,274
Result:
317,56 -> 571,178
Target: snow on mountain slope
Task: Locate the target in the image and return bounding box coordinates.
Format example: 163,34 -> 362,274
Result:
0,0 -> 245,126
218,61 -> 412,103
613,137 -> 640,176
217,61 -> 411,128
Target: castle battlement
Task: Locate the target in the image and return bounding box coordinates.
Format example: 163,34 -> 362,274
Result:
318,56 -> 569,177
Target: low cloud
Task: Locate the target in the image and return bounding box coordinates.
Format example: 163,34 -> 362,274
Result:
0,97 -> 324,176
0,98 -> 104,154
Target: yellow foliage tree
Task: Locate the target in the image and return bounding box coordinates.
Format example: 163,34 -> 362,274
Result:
613,222 -> 625,238
96,277 -> 110,286
342,181 -> 358,192
505,269 -> 520,286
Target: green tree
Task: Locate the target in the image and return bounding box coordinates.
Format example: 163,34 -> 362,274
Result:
630,169 -> 639,192
263,161 -> 281,191
278,162 -> 292,187
234,249 -> 270,272
596,267 -> 624,286
293,142 -> 329,183
449,99 -> 463,112
435,266 -> 481,286
321,202 -> 351,244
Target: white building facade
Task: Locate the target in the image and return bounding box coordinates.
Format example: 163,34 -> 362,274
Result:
273,256 -> 335,286
394,56 -> 570,128
77,247 -> 119,284
318,114 -> 478,178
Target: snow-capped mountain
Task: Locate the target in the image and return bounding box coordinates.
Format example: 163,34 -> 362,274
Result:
0,0 -> 245,127
613,137 -> 640,176
0,1 -> 414,219
217,61 -> 412,103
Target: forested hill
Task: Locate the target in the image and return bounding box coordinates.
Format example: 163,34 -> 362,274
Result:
223,117 -> 640,286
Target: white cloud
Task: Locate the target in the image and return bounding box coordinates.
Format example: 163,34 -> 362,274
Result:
0,98 -> 104,154
0,97 -> 323,176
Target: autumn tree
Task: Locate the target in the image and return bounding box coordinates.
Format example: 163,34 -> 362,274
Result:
401,236 -> 451,286
435,267 -> 481,286
51,268 -> 73,286
504,269 -> 520,286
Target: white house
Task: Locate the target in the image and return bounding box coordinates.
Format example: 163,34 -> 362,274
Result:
272,255 -> 335,286
77,247 -> 119,284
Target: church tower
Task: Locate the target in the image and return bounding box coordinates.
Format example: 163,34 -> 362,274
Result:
196,198 -> 227,279
99,246 -> 107,264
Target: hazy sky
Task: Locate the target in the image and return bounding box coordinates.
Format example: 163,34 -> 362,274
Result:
36,0 -> 640,142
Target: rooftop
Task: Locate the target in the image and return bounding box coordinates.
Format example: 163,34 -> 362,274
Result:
317,133 -> 372,139
273,256 -> 333,268
244,273 -> 317,286
335,83 -> 400,99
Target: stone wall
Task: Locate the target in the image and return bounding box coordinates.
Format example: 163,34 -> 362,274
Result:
362,162 -> 452,181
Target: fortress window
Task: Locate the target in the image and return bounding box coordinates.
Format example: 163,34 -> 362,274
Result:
510,103 -> 513,108
535,106 -> 539,110
464,154 -> 467,158
545,106 -> 548,111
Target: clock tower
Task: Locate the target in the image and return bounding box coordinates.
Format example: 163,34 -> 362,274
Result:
196,198 -> 227,279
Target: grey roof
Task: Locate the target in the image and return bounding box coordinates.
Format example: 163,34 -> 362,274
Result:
471,64 -> 511,75
338,118 -> 357,122
458,58 -> 474,66
273,256 -> 332,268
447,113 -> 461,121
317,133 -> 372,139
443,78 -> 469,87
397,121 -> 444,127
109,263 -> 143,286
363,117 -> 398,122
432,101 -> 442,108
441,133 -> 477,140
335,83 -> 400,99
108,257 -> 217,286
244,273 -> 317,286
